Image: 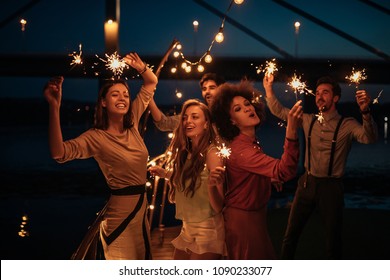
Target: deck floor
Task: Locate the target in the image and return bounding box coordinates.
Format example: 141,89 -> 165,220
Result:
150,225 -> 180,260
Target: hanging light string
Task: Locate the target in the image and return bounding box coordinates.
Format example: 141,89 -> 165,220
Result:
170,0 -> 243,74
68,1 -> 244,77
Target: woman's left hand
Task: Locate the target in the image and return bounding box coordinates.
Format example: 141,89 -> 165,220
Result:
124,52 -> 145,73
208,166 -> 225,187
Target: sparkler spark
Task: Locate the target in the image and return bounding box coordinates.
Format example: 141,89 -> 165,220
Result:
257,58 -> 278,77
97,51 -> 129,78
315,106 -> 325,124
251,91 -> 263,104
69,44 -> 83,66
216,143 -> 231,160
287,73 -> 314,100
373,89 -> 383,104
345,67 -> 367,88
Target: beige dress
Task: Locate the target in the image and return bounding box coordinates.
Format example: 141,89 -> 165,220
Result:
58,86 -> 153,259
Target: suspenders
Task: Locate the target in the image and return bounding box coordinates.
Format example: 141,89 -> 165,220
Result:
307,116 -> 344,177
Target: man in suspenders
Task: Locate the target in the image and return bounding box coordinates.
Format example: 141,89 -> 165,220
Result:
264,75 -> 378,259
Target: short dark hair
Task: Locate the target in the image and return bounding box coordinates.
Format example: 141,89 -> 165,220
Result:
199,73 -> 225,88
316,76 -> 341,97
211,81 -> 265,141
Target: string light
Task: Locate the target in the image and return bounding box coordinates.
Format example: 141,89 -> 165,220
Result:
204,51 -> 213,63
193,20 -> 199,32
215,27 -> 224,43
166,0 -> 240,75
20,19 -> 27,31
197,64 -> 205,72
176,89 -> 183,98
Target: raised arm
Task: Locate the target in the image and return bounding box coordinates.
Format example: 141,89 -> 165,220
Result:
263,74 -> 290,120
124,52 -> 158,93
43,76 -> 65,159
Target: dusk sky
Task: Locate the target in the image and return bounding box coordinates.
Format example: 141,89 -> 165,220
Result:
0,0 -> 389,104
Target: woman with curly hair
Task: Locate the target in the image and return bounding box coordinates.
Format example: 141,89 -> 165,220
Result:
149,99 -> 226,260
211,81 -> 303,259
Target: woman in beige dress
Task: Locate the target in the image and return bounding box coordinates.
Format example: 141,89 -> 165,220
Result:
43,52 -> 158,259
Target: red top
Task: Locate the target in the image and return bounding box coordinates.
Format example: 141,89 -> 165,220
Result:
225,133 -> 299,211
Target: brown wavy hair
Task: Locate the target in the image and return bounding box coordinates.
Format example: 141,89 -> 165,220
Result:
166,99 -> 216,201
211,80 -> 266,141
93,79 -> 133,130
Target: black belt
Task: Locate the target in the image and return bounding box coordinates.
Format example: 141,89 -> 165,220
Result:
103,184 -> 146,246
110,184 -> 145,196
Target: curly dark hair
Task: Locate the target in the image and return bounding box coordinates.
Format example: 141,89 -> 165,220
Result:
211,80 -> 266,142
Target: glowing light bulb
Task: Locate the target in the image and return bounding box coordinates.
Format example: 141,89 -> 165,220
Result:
185,65 -> 192,73
20,19 -> 27,31
176,44 -> 182,50
234,0 -> 244,4
181,62 -> 187,69
197,64 -> 205,72
168,133 -> 174,139
176,91 -> 183,98
173,51 -> 180,58
193,20 -> 199,32
171,67 -> 177,73
204,52 -> 212,63
294,21 -> 301,34
215,28 -> 224,43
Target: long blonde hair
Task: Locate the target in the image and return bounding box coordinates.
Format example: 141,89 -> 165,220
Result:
166,99 -> 216,201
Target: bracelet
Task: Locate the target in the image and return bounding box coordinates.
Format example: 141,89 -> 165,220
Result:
138,64 -> 147,74
360,107 -> 370,115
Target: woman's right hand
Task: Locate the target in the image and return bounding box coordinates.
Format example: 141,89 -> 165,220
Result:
43,76 -> 64,108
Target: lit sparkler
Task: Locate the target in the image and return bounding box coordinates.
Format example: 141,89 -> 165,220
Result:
97,51 -> 129,78
345,67 -> 367,88
69,44 -> 83,66
251,91 -> 263,104
287,73 -> 314,101
257,58 -> 278,77
373,89 -> 383,104
216,143 -> 231,160
315,106 -> 325,124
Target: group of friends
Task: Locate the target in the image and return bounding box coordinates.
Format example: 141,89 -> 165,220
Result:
43,52 -> 378,260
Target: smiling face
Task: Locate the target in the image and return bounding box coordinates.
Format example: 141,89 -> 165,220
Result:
229,96 -> 260,132
201,80 -> 218,107
101,83 -> 130,116
182,105 -> 208,141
